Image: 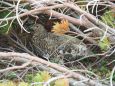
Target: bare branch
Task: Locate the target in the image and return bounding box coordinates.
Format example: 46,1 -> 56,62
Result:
0,61 -> 31,73
0,52 -> 106,86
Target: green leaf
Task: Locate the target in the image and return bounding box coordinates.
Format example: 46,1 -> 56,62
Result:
33,73 -> 43,82
25,74 -> 34,83
18,82 -> 29,86
40,71 -> 51,81
33,71 -> 51,86
99,37 -> 110,51
6,72 -> 17,80
0,10 -> 14,34
33,71 -> 51,82
101,11 -> 115,28
0,81 -> 15,86
54,78 -> 69,86
0,21 -> 11,34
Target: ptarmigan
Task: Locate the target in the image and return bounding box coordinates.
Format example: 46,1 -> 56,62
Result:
32,24 -> 88,63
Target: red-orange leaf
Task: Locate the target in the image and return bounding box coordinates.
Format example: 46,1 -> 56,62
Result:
51,19 -> 69,35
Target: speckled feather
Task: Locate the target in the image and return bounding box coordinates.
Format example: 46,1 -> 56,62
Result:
32,24 -> 88,61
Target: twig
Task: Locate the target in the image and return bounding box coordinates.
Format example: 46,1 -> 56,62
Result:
110,66 -> 115,86
0,4 -> 64,21
64,3 -> 115,35
8,34 -> 35,56
0,52 -> 106,86
16,0 -> 30,33
43,75 -> 69,86
0,61 -> 31,73
44,10 -> 81,25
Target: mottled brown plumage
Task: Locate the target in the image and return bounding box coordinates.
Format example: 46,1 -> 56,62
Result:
32,24 -> 88,63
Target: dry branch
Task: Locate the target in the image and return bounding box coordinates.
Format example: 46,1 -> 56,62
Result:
0,4 -> 64,21
64,3 -> 115,34
0,1 -> 114,86
1,1 -> 115,43
0,52 -> 108,86
1,1 -> 114,44
0,61 -> 31,73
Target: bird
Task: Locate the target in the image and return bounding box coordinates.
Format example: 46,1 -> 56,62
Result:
32,24 -> 88,63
